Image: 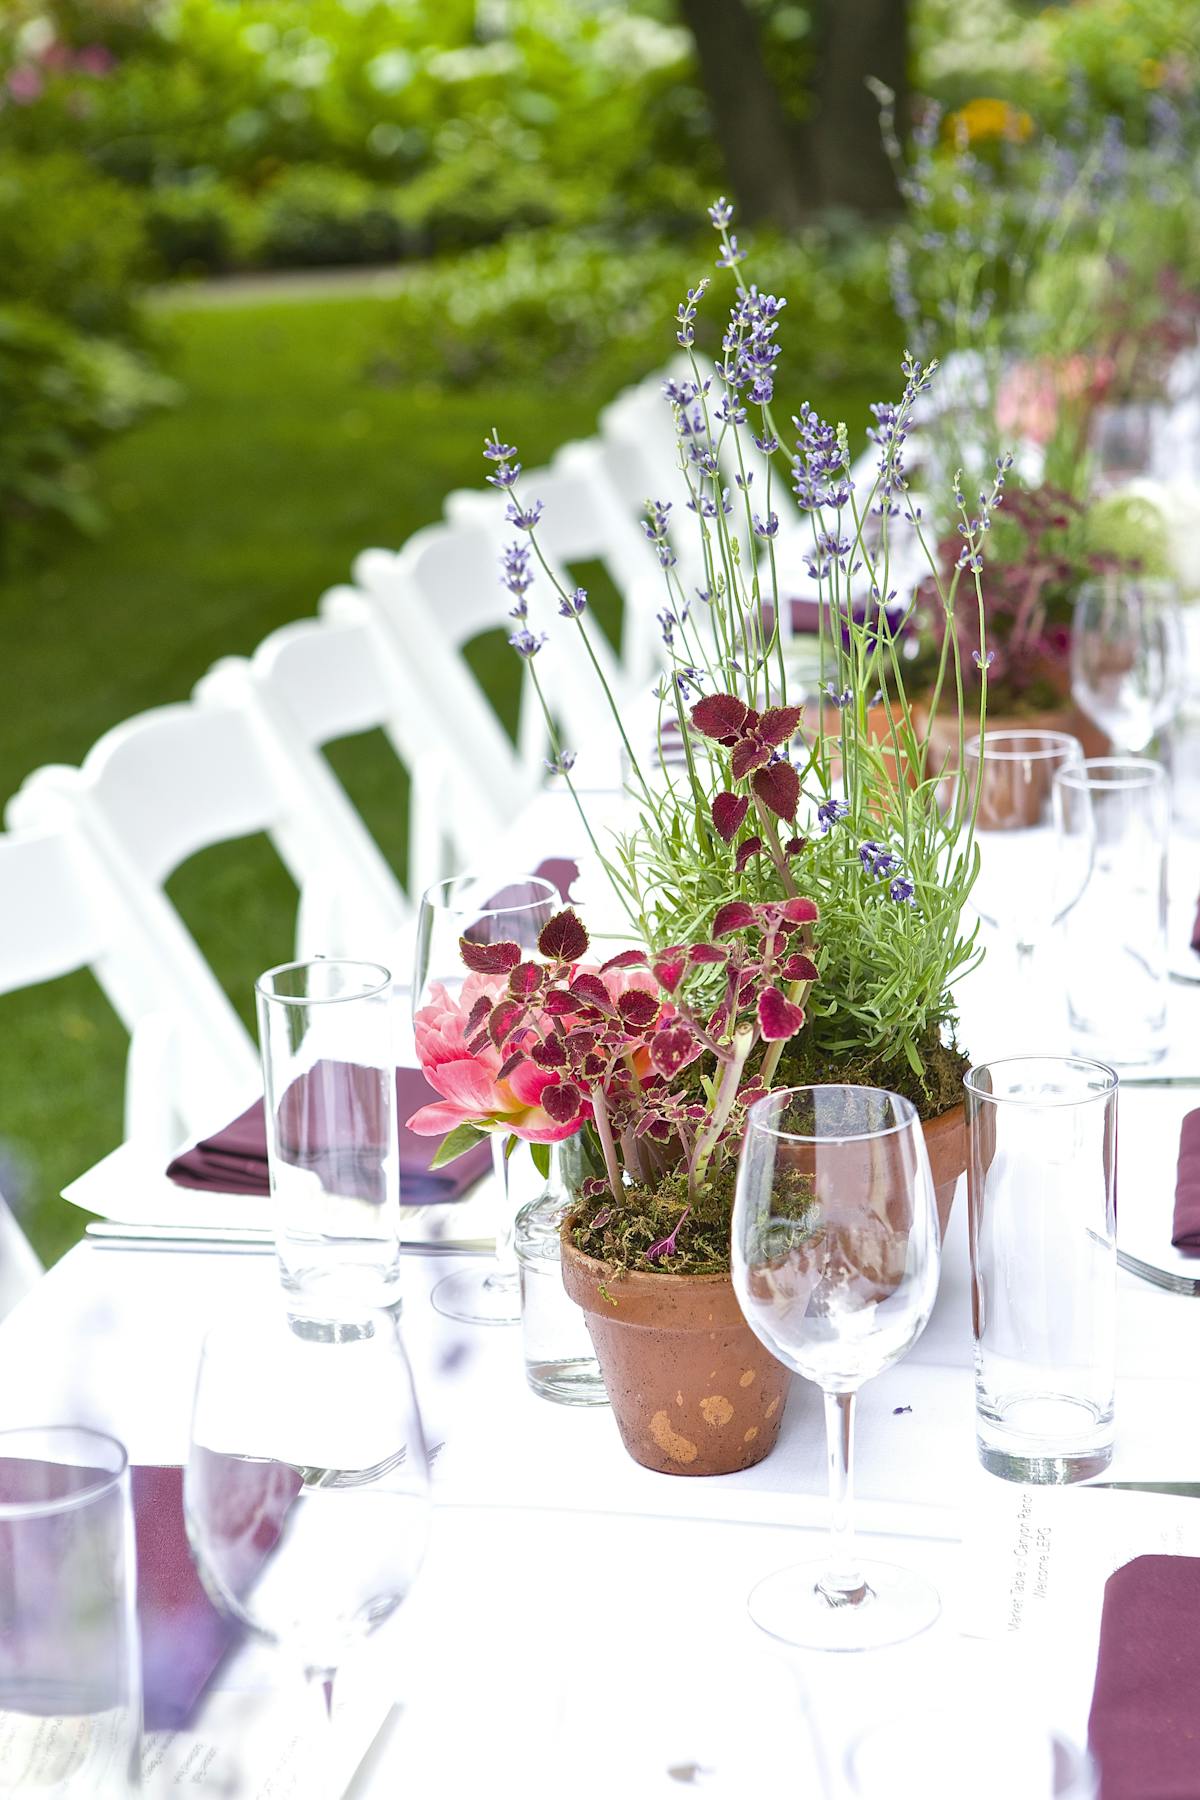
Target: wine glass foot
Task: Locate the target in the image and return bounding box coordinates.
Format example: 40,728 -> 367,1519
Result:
430,1266 -> 520,1326
747,1558 -> 940,1651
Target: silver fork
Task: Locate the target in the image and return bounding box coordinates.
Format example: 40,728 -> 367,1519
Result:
298,1439 -> 445,1489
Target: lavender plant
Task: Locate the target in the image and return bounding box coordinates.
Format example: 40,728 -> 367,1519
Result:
484,200 -> 999,1106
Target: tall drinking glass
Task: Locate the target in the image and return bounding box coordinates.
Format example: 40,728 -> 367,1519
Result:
0,1427 -> 140,1795
963,730 -> 1083,980
413,871 -> 557,1326
186,1306 -> 430,1793
255,959 -> 402,1312
966,1056 -> 1117,1483
1054,758 -> 1169,1066
732,1087 -> 942,1651
1070,575 -> 1184,754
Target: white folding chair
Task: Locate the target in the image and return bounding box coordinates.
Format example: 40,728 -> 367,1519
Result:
6,697 -> 407,982
195,610 -> 416,920
0,818 -> 259,1158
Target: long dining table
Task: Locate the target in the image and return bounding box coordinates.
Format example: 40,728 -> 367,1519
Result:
3,790 -> 1200,1795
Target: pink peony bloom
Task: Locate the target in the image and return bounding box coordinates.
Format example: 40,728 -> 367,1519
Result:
406,973 -> 588,1143
7,65 -> 44,104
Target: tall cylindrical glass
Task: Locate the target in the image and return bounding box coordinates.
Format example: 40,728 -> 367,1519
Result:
1053,758 -> 1169,1066
0,1427 -> 141,1795
966,1056 -> 1118,1483
255,959 -> 402,1312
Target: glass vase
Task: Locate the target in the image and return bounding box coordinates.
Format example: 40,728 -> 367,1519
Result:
515,1138 -> 607,1407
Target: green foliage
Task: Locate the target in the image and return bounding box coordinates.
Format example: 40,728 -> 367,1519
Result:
253,164 -> 409,267
0,151 -> 149,336
373,224 -> 898,393
0,302 -> 173,571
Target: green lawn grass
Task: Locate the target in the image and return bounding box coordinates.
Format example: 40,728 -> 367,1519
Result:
0,286 -> 886,1265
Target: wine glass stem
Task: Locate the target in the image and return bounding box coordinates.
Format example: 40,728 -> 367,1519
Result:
818,1389 -> 868,1608
302,1668 -> 335,1796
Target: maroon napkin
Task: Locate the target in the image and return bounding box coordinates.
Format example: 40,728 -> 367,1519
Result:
1171,1110 -> 1200,1253
168,1065 -> 490,1203
1191,895 -> 1200,954
1088,1554 -> 1200,1798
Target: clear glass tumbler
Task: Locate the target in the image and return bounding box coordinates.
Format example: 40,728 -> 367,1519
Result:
1070,575 -> 1184,755
1053,758 -> 1170,1066
966,1056 -> 1118,1483
514,1139 -> 606,1407
0,1426 -> 141,1796
255,959 -> 402,1312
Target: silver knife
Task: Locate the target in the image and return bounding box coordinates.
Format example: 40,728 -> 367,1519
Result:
84,1222 -> 491,1255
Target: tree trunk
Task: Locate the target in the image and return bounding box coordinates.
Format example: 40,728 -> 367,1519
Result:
677,0 -> 809,231
809,0 -> 908,216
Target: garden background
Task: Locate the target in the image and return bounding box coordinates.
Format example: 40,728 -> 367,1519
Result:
1,0 -> 1196,1261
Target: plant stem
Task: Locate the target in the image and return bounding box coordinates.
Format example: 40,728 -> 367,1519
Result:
688,1026 -> 752,1201
588,1083 -> 622,1203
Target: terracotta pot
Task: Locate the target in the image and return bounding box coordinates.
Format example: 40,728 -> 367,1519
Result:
558,1108 -> 965,1478
923,1102 -> 967,1239
559,1239 -> 791,1477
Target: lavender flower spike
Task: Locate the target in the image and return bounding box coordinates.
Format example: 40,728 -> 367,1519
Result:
816,799 -> 850,832
708,196 -> 733,228
559,588 -> 588,618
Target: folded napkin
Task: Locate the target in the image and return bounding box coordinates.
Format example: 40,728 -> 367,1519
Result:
168,1064 -> 490,1203
1171,1109 -> 1200,1253
1088,1553 -> 1200,1799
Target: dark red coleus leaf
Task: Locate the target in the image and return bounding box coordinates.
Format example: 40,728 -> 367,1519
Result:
466,1030 -> 490,1057
784,836 -> 807,857
781,953 -> 819,983
542,988 -> 585,1015
541,1080 -> 583,1124
652,949 -> 686,992
488,999 -> 525,1048
538,908 -> 589,963
508,961 -> 545,999
707,1003 -> 730,1036
734,836 -> 764,873
531,1037 -> 567,1067
751,759 -> 799,821
582,1052 -> 607,1079
757,986 -> 807,1041
780,895 -> 820,925
459,936 -> 522,975
569,972 -> 614,1011
688,943 -> 728,964
711,791 -> 750,842
496,1049 -> 525,1082
731,735 -> 772,780
712,900 -> 756,938
646,1118 -> 673,1141
465,994 -> 493,1037
565,1029 -> 597,1057
617,989 -> 659,1027
601,948 -> 648,971
582,1177 -> 609,1201
650,1025 -> 700,1079
690,692 -> 748,740
756,704 -> 803,747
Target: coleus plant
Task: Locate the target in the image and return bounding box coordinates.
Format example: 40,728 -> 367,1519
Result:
407,901 -> 818,1210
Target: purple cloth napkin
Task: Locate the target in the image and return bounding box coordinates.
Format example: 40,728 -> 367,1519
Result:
1172,1109 -> 1200,1253
1088,1554 -> 1200,1799
168,1064 -> 490,1202
1191,894 -> 1200,954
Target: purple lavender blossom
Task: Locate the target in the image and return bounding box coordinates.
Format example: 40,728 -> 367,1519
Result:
859,840 -> 897,878
558,588 -> 588,618
753,512 -> 780,540
506,499 -> 544,531
824,682 -> 853,709
890,876 -> 915,904
716,235 -> 746,269
676,280 -> 710,349
973,649 -> 995,670
708,197 -> 733,229
817,799 -> 850,832
545,751 -> 576,776
792,403 -> 851,512
508,628 -> 547,659
500,541 -> 533,599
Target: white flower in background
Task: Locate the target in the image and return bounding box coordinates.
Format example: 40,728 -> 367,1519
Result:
1125,478 -> 1200,601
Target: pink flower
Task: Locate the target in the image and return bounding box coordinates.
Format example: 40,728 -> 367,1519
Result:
406,974 -> 587,1143
6,66 -> 44,104
74,44 -> 115,78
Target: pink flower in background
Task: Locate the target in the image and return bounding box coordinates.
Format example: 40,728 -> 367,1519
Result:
7,65 -> 44,104
74,44 -> 115,78
407,973 -> 588,1143
997,354 -> 1115,446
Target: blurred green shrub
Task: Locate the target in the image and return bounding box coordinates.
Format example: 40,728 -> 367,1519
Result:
143,176 -> 258,276
371,224 -> 899,395
0,150 -> 149,335
252,165 -> 409,268
0,302 -> 174,570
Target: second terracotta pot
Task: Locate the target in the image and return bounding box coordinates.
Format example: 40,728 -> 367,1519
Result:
560,1238 -> 791,1478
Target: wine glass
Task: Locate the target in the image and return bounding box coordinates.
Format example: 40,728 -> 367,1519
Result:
185,1306 -> 430,1790
962,730 -> 1084,982
731,1086 -> 941,1651
1070,575 -> 1185,754
413,871 -> 558,1325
